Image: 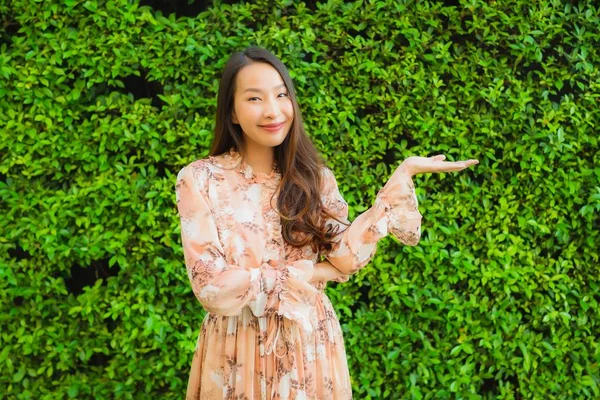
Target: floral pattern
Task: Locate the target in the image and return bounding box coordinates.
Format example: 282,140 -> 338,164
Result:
175,148 -> 422,399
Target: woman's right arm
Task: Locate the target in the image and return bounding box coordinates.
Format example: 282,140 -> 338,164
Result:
175,162 -> 320,334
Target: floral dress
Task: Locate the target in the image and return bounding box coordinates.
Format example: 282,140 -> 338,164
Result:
175,148 -> 422,399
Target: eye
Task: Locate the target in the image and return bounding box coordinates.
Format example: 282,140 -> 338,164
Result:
278,92 -> 289,98
248,97 -> 260,101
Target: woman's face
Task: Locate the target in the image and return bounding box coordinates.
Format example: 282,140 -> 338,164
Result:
231,62 -> 294,151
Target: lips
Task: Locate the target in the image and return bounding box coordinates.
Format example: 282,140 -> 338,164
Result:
259,122 -> 285,128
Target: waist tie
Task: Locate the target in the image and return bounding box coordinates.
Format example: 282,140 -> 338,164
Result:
264,314 -> 288,358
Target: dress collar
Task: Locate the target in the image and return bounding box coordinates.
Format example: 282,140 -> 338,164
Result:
209,148 -> 281,189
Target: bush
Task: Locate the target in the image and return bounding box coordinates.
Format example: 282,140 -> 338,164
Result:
1,0 -> 598,398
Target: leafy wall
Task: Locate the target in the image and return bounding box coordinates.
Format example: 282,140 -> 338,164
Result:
1,0 -> 599,398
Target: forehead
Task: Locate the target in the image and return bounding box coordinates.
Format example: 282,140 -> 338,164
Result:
235,62 -> 284,90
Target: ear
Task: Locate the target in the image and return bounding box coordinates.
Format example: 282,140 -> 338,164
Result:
231,110 -> 238,124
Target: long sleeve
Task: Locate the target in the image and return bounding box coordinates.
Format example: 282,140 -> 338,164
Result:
175,162 -> 319,335
320,164 -> 422,275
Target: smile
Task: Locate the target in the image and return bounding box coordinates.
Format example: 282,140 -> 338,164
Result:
259,122 -> 285,131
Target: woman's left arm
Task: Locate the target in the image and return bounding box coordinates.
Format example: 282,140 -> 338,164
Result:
321,155 -> 478,275
319,164 -> 422,275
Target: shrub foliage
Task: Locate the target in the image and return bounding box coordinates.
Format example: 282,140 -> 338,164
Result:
1,0 -> 599,398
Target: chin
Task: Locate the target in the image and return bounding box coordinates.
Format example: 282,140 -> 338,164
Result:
262,134 -> 288,146
263,139 -> 286,148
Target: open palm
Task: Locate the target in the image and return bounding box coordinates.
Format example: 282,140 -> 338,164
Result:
402,154 -> 479,176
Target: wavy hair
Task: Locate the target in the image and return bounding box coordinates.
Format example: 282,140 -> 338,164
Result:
209,46 -> 350,253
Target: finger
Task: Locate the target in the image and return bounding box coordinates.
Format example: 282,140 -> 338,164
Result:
434,161 -> 476,172
431,154 -> 446,161
457,160 -> 478,169
460,159 -> 479,168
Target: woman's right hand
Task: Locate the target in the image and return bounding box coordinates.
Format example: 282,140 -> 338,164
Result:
311,261 -> 350,283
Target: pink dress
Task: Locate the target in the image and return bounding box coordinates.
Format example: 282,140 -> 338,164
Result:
175,148 -> 422,399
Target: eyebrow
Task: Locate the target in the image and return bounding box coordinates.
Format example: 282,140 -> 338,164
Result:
243,83 -> 286,93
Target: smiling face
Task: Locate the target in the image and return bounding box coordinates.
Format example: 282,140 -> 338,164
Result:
231,62 -> 294,152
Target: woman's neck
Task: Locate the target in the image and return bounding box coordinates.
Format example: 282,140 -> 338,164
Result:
241,146 -> 275,174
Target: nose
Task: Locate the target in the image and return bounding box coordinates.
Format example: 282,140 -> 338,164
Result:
263,97 -> 281,119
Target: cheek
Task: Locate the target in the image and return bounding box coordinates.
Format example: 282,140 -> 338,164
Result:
283,100 -> 294,118
235,103 -> 257,123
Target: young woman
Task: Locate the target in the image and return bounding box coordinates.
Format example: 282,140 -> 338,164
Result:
175,46 -> 478,399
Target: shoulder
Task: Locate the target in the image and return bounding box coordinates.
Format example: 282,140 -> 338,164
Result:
320,165 -> 334,177
176,158 -> 215,191
318,165 -> 347,208
319,164 -> 345,200
319,165 -> 340,187
177,158 -> 207,178
319,165 -> 340,185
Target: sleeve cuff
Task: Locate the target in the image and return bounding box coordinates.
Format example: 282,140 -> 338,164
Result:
376,169 -> 423,246
275,260 -> 320,336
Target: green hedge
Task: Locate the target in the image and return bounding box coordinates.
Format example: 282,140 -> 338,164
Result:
1,0 -> 598,398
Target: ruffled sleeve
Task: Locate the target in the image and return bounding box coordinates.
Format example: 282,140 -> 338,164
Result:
320,164 -> 422,274
175,162 -> 319,335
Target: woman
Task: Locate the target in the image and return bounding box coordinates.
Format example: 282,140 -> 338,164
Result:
175,46 -> 478,399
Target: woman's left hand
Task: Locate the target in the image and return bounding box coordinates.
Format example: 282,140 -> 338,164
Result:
401,155 -> 479,177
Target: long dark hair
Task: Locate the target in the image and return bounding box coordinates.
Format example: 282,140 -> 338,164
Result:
209,46 -> 350,253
